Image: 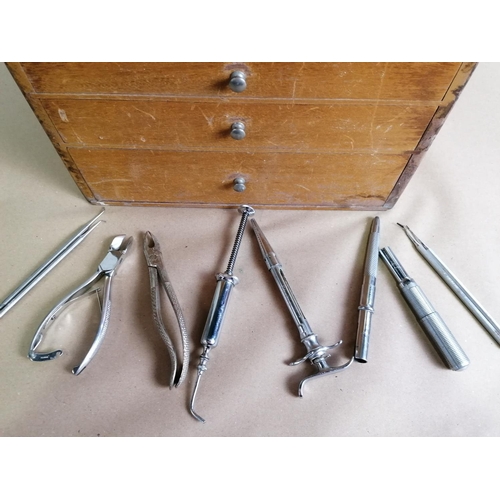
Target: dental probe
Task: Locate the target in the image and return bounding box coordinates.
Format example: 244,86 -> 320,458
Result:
398,224 -> 500,346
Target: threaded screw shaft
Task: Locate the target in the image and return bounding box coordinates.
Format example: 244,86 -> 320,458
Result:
225,205 -> 255,275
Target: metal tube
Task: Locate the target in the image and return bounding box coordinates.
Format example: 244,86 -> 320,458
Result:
380,247 -> 470,371
354,217 -> 380,363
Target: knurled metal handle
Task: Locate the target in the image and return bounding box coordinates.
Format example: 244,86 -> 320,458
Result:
400,281 -> 470,371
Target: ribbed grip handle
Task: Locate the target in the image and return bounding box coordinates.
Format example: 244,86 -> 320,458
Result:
401,281 -> 469,371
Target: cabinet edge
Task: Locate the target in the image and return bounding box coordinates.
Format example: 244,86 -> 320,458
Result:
383,62 -> 478,209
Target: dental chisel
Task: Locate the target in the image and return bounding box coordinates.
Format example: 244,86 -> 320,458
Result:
189,205 -> 255,423
380,247 -> 469,371
354,216 -> 380,363
398,224 -> 500,346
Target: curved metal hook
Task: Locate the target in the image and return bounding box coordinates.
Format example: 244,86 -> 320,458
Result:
189,345 -> 211,423
297,357 -> 354,397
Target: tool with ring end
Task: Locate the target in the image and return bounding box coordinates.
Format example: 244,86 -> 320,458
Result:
143,231 -> 189,389
28,234 -> 133,375
250,218 -> 353,397
190,205 -> 255,423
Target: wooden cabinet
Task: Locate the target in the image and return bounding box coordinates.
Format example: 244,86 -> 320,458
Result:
6,62 -> 476,209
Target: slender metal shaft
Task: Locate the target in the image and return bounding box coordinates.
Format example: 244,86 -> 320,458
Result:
380,247 -> 470,371
189,205 -> 255,423
0,209 -> 105,318
399,224 -> 500,346
354,217 -> 380,363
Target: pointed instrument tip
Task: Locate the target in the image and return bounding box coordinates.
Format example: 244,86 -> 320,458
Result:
397,223 -> 405,228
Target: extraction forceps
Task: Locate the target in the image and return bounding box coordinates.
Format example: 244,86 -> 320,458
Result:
398,223 -> 500,346
0,209 -> 104,318
190,205 -> 255,423
250,218 -> 353,397
143,231 -> 189,389
28,234 -> 133,375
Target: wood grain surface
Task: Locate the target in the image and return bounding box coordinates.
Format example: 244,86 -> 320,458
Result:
43,99 -> 437,152
5,62 -> 475,209
19,62 -> 461,101
69,148 -> 409,207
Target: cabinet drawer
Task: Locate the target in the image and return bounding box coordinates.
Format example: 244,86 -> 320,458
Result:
21,62 -> 460,101
69,148 -> 410,207
47,99 -> 437,153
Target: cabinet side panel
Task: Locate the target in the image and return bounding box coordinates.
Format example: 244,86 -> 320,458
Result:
5,63 -> 97,203
383,63 -> 478,209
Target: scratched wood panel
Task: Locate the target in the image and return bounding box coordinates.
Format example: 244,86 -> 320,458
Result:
44,99 -> 437,153
69,148 -> 410,207
4,62 -> 477,209
20,63 -> 460,101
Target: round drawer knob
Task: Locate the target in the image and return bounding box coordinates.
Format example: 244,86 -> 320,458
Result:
230,122 -> 246,140
233,177 -> 246,192
228,71 -> 247,93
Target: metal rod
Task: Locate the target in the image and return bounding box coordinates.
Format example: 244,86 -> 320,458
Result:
354,217 -> 380,363
0,209 -> 105,318
398,224 -> 500,346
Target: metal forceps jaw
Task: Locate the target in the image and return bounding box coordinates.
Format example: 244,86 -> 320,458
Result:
143,231 -> 189,389
250,218 -> 353,397
28,235 -> 133,375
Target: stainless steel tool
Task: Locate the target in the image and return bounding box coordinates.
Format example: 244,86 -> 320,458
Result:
143,231 -> 189,389
398,223 -> 500,346
250,218 -> 353,397
354,216 -> 380,363
379,246 -> 469,371
189,205 -> 255,423
0,209 -> 105,318
28,234 -> 133,375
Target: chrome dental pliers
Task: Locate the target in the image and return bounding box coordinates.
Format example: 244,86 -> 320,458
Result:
143,231 -> 189,388
28,234 -> 133,375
